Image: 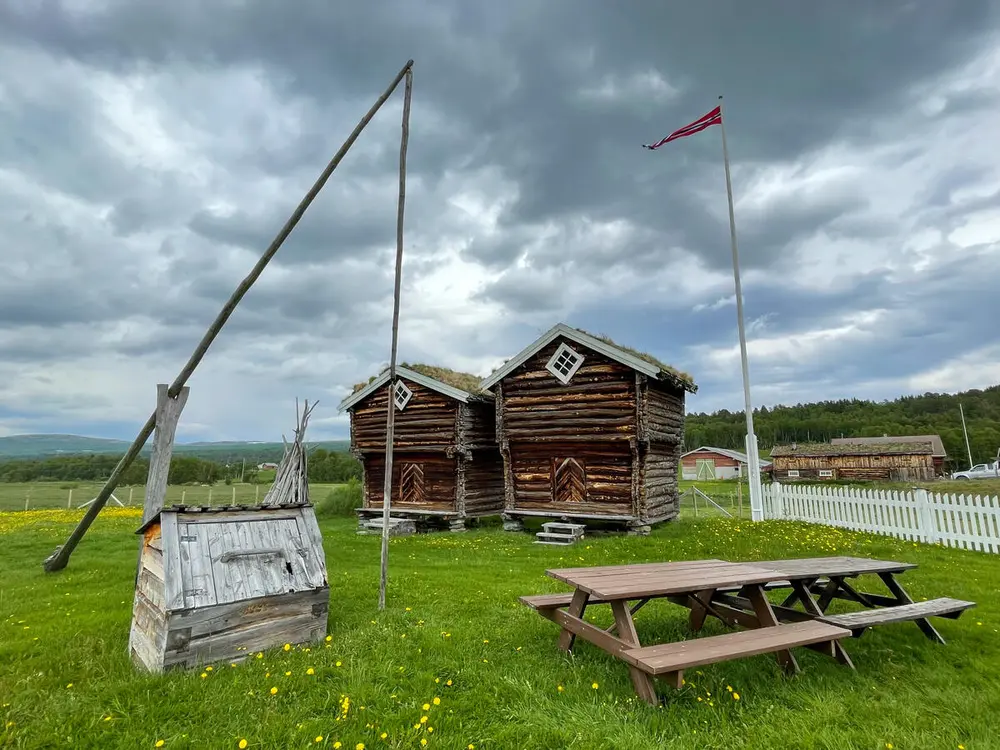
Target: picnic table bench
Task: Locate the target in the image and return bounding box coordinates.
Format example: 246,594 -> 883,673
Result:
521,556 -> 975,705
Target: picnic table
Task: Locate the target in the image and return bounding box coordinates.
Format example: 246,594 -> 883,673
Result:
520,556 -> 975,705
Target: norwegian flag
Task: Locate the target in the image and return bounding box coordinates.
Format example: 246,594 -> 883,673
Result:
642,105 -> 722,150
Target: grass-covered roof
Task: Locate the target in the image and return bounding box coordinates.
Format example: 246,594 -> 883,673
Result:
770,441 -> 934,458
351,363 -> 488,397
572,326 -> 697,390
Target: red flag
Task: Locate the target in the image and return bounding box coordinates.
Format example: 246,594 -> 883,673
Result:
643,105 -> 722,150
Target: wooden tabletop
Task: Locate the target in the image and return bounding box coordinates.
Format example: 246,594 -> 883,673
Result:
546,559 -> 786,600
751,556 -> 917,579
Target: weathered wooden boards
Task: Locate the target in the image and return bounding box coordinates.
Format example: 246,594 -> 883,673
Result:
128,504 -> 329,672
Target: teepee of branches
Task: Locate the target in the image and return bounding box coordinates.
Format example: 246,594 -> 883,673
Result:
262,398 -> 317,507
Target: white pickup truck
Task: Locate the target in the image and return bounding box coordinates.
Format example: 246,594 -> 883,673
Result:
951,461 -> 1000,480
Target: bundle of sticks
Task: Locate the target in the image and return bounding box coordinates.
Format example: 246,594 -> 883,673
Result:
262,398 -> 317,507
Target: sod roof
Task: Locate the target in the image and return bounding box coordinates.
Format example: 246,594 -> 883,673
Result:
770,441 -> 935,458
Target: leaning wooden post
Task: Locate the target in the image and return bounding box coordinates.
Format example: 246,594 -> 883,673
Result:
378,65 -> 413,611
42,58 -> 415,573
143,385 -> 190,525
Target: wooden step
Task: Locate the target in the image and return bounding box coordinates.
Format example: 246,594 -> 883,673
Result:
536,531 -> 579,541
621,621 -> 851,676
542,522 -> 585,533
818,598 -> 976,636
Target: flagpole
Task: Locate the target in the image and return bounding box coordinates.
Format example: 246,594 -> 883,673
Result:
717,94 -> 764,522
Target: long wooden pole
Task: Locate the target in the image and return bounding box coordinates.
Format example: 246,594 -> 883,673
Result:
379,67 -> 413,611
717,94 -> 764,522
43,58 -> 415,573
959,402 -> 974,470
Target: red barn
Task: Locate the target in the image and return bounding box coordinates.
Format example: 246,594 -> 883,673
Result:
681,446 -> 772,481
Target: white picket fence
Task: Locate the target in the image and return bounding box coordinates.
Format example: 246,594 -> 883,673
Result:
761,482 -> 1000,554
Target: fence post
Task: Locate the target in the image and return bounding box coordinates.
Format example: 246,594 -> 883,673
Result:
913,487 -> 938,544
67,489 -> 73,509
772,481 -> 784,519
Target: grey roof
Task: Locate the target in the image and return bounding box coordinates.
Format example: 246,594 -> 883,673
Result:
337,365 -> 492,413
830,434 -> 947,458
681,445 -> 772,467
479,322 -> 696,392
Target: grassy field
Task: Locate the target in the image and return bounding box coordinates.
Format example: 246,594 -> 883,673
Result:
0,481 -> 343,513
2,506 -> 998,749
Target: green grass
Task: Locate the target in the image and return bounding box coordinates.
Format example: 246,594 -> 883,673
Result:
1,506 -> 998,749
0,482 -> 346,513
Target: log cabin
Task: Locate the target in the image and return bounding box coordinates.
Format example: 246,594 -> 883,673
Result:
479,323 -> 698,534
770,441 -> 937,482
830,434 -> 948,476
337,364 -> 504,531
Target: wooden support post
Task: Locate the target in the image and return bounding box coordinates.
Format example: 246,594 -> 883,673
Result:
378,64 -> 413,611
67,489 -> 73,509
128,487 -> 134,505
143,385 -> 190,525
42,58 -> 415,573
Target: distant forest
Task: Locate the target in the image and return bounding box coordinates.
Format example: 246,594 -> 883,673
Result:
0,447 -> 361,485
683,385 -> 1000,469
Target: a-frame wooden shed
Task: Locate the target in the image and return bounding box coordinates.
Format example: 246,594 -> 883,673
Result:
480,323 -> 698,533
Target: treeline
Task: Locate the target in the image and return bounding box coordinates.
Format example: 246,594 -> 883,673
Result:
0,448 -> 362,485
684,385 -> 1000,468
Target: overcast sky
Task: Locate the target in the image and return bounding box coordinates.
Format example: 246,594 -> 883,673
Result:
1,1 -> 999,443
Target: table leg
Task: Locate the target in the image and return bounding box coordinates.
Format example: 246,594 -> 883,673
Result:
559,588 -> 590,651
744,584 -> 800,675
610,599 -> 659,705
878,572 -> 946,644
688,589 -> 716,632
789,580 -> 855,669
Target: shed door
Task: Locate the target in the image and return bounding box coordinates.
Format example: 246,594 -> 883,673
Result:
552,457 -> 587,504
399,462 -> 427,504
695,458 -> 716,481
178,516 -> 326,610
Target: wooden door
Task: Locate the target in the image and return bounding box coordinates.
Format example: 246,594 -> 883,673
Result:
695,458 -> 716,481
552,457 -> 586,504
399,462 -> 426,504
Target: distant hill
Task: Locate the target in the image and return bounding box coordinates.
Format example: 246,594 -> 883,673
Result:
0,434 -> 351,462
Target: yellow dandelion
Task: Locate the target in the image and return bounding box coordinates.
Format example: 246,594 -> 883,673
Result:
306,668 -> 315,675
356,744 -> 365,750
336,661 -> 342,667
200,672 -> 208,679
428,727 -> 434,733
468,745 -> 476,749
270,686 -> 278,695
886,745 -> 893,750
446,679 -> 452,686
205,666 -> 213,671
155,742 -> 165,748
325,635 -> 332,641
283,644 -> 291,652
256,652 -> 263,659
422,703 -> 430,711
380,732 -> 388,739
284,671 -> 291,677
420,716 -> 428,724
557,685 -> 564,693
733,692 -> 740,700
315,736 -> 323,743
421,741 -> 427,747
435,678 -> 440,683
432,697 -> 441,706
592,682 -> 599,689
66,683 -> 73,689
333,744 -> 341,749
238,741 -> 248,749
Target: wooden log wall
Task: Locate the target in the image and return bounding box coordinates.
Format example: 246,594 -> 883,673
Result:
499,341 -> 638,442
363,452 -> 456,511
458,401 -> 497,450
639,443 -> 682,522
641,377 -> 686,445
507,440 -> 634,515
462,448 -> 505,516
773,454 -> 936,483
351,378 -> 458,452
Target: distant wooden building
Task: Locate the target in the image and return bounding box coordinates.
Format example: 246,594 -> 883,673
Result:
681,446 -> 772,481
830,434 -> 947,475
337,364 -> 504,531
480,323 -> 698,533
770,441 -> 936,482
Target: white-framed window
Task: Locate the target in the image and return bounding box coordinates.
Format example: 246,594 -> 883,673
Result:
393,380 -> 413,410
818,469 -> 834,478
786,469 -> 800,478
545,342 -> 585,384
